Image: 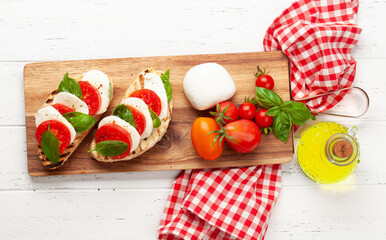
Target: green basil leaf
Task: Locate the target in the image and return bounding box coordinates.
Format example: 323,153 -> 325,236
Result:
112,104 -> 136,128
62,112 -> 96,133
255,87 -> 283,109
265,106 -> 281,117
281,101 -> 295,111
109,82 -> 113,101
149,109 -> 161,128
287,102 -> 313,126
160,69 -> 172,103
273,111 -> 292,143
58,72 -> 82,99
90,140 -> 128,156
41,125 -> 60,164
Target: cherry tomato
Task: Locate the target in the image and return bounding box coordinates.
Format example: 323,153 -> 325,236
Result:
127,105 -> 146,136
238,102 -> 256,120
255,109 -> 273,128
78,81 -> 102,116
224,119 -> 261,153
130,89 -> 162,116
36,119 -> 71,154
51,103 -> 75,115
215,101 -> 238,125
191,117 -> 223,161
95,123 -> 132,159
255,75 -> 274,90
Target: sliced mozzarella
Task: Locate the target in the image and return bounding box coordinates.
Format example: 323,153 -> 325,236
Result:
143,72 -> 168,119
52,92 -> 89,114
121,97 -> 153,139
35,106 -> 76,143
82,70 -> 111,115
98,115 -> 140,153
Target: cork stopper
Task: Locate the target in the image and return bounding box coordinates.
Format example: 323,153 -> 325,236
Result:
332,140 -> 353,159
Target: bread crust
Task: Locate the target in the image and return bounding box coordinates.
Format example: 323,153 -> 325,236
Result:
89,68 -> 172,162
37,75 -> 113,170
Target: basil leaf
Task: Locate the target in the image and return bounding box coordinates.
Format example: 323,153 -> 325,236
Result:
281,101 -> 295,111
273,111 -> 292,143
149,109 -> 161,128
160,69 -> 172,103
265,106 -> 281,117
41,125 -> 60,164
112,104 -> 136,128
62,112 -> 96,133
58,72 -> 82,99
287,102 -> 313,126
109,82 -> 113,100
90,140 -> 128,156
255,87 -> 283,109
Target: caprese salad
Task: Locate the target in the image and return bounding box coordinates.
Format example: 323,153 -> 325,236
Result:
89,68 -> 172,162
35,70 -> 113,169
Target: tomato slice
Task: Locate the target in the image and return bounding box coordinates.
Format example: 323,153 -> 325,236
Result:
127,106 -> 146,136
51,103 -> 75,115
130,89 -> 162,116
78,81 -> 101,116
35,120 -> 72,154
95,123 -> 132,159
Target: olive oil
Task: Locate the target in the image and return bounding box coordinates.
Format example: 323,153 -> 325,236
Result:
297,122 -> 360,184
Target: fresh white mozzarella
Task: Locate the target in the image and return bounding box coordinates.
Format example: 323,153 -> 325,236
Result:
98,116 -> 140,153
52,92 -> 89,114
35,106 -> 76,143
82,70 -> 111,115
143,72 -> 168,119
121,97 -> 153,139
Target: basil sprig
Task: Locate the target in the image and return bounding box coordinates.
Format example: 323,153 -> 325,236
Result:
160,69 -> 172,103
62,112 -> 96,133
149,109 -> 161,128
89,140 -> 128,156
41,124 -> 60,164
255,87 -> 315,143
58,72 -> 82,99
112,104 -> 136,129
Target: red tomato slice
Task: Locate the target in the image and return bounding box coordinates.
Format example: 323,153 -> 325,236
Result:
127,106 -> 146,136
95,123 -> 132,159
51,103 -> 75,115
35,120 -> 72,154
78,81 -> 101,116
130,89 -> 162,116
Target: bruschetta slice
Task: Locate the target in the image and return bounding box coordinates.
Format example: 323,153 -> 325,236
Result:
35,70 -> 113,169
89,68 -> 172,162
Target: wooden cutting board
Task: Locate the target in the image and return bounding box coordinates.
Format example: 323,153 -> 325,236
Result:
24,51 -> 293,177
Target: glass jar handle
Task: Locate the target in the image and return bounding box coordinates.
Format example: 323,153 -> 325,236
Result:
348,126 -> 358,137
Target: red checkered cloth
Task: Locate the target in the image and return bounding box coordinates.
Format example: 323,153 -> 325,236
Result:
264,0 -> 362,112
159,1 -> 361,239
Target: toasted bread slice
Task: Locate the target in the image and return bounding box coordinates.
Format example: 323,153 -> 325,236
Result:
90,68 -> 172,162
37,74 -> 113,170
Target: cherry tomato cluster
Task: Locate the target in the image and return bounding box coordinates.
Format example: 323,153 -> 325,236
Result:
191,66 -> 275,161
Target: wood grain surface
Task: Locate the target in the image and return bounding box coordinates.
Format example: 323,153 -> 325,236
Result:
24,51 -> 292,176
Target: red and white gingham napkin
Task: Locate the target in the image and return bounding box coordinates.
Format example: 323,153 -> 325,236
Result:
159,1 -> 361,239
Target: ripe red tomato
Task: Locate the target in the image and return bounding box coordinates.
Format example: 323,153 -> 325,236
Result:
130,89 -> 162,116
51,103 -> 75,115
215,101 -> 238,125
238,102 -> 256,120
127,106 -> 146,136
191,117 -> 223,160
35,120 -> 71,154
95,123 -> 132,159
255,75 -> 274,90
224,119 -> 261,153
78,81 -> 102,116
255,109 -> 273,128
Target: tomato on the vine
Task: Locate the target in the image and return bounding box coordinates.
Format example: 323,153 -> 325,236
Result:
255,109 -> 273,128
238,102 -> 256,120
255,66 -> 274,90
213,101 -> 238,125
191,117 -> 223,161
222,119 -> 261,153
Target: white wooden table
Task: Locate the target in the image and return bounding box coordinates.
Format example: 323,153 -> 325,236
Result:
1,0 -> 385,239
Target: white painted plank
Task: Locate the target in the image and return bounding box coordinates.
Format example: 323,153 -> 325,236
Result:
0,0 -> 383,61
